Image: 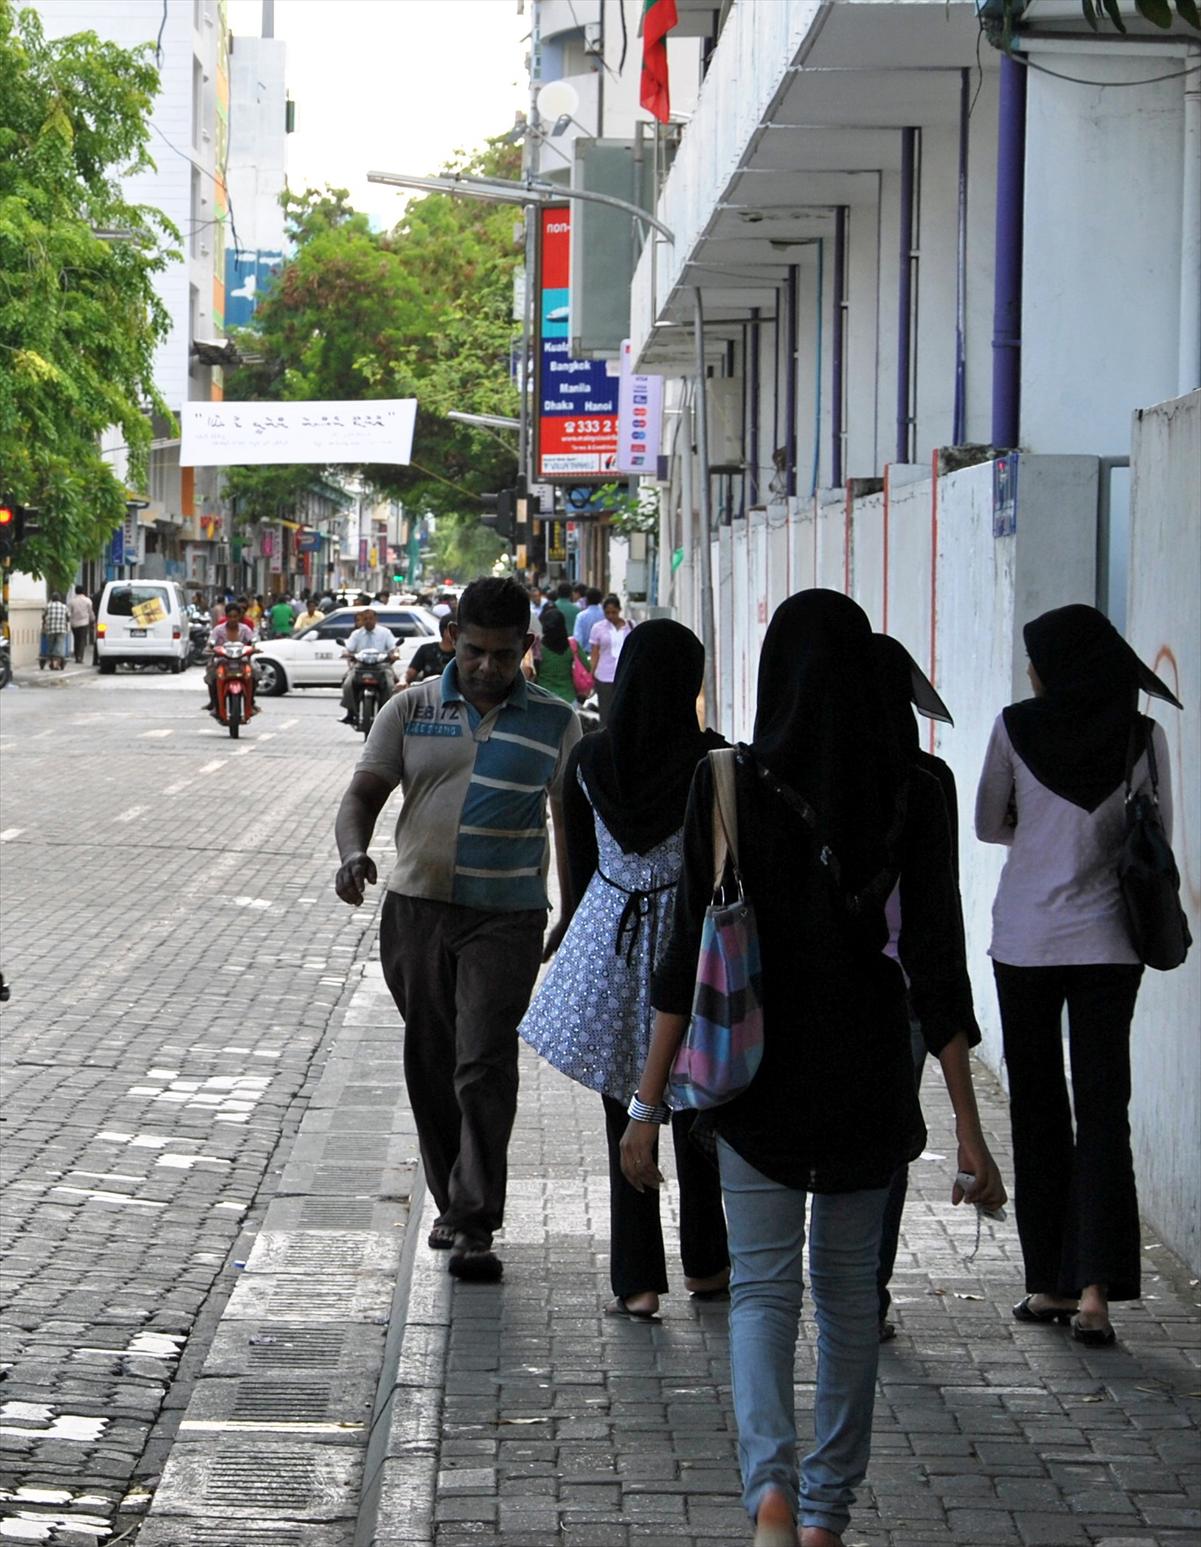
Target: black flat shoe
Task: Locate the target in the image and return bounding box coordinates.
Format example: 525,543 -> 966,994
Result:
1012,1294 -> 1074,1326
448,1247 -> 503,1283
1071,1314 -> 1116,1347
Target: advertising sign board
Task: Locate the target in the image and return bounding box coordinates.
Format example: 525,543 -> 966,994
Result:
536,208 -> 619,481
616,339 -> 664,474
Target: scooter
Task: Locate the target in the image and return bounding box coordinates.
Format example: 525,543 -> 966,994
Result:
186,609 -> 211,667
211,639 -> 257,738
349,649 -> 392,736
0,636 -> 11,691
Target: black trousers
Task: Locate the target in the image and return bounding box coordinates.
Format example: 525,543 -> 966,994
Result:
601,1095 -> 730,1300
993,960 -> 1144,1302
72,625 -> 89,663
380,893 -> 544,1249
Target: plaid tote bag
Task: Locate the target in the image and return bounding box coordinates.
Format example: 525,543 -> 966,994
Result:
667,749 -> 765,1110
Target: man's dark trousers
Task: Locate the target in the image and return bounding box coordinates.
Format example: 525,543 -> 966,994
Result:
73,625 -> 89,664
379,891 -> 544,1249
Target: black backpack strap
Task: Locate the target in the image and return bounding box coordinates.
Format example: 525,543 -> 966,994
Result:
1125,716 -> 1158,803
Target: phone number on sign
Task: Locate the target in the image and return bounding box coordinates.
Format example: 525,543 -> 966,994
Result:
561,419 -> 616,435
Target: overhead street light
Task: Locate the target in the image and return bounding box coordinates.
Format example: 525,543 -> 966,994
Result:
366,170 -> 676,245
447,411 -> 520,432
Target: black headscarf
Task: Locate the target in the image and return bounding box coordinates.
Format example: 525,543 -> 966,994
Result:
873,633 -> 952,756
752,590 -> 901,890
540,605 -> 569,654
576,618 -> 724,854
1003,603 -> 1182,812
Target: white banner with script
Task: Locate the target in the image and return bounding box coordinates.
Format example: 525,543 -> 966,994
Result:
179,400 -> 417,467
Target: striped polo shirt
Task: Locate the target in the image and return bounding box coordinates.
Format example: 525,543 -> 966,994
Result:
356,664 -> 581,912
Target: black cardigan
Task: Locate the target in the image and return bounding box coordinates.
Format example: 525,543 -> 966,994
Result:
651,751 -> 980,1193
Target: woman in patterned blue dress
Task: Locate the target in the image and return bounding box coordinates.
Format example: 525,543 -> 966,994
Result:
520,620 -> 730,1318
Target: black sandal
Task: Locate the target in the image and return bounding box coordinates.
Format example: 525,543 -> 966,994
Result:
1012,1294 -> 1074,1326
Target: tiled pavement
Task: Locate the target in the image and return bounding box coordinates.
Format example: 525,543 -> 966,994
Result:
370,1033 -> 1200,1547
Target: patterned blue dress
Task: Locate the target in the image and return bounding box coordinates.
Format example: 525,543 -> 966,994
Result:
519,778 -> 685,1101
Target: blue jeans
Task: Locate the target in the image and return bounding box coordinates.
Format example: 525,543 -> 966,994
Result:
718,1138 -> 887,1536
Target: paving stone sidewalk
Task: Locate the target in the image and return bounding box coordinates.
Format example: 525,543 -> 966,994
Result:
372,1037 -> 1201,1547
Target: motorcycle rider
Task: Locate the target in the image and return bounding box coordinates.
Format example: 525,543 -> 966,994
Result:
339,607 -> 398,725
204,602 -> 256,715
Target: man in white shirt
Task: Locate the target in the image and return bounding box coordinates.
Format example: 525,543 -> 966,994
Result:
340,608 -> 397,723
68,587 -> 95,664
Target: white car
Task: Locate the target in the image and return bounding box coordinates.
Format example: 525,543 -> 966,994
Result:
252,606 -> 439,697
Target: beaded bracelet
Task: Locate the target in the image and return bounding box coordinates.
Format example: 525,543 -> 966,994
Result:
627,1092 -> 670,1125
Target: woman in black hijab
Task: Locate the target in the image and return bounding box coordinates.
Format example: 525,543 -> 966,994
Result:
623,591 -> 1004,1547
976,603 -> 1182,1349
519,619 -> 730,1318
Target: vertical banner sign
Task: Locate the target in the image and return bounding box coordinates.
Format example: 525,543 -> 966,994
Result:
536,208 -> 619,480
616,339 -> 664,474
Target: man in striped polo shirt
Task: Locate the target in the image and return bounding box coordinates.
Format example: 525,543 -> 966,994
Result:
334,577 -> 581,1283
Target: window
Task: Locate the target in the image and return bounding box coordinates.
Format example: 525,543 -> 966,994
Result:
380,612 -> 435,639
192,58 -> 204,149
104,586 -> 172,618
190,167 -> 202,257
314,620 -> 355,642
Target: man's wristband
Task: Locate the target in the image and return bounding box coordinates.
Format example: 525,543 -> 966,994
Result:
627,1092 -> 670,1125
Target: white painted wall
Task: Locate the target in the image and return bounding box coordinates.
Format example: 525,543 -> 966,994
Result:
227,34 -> 287,256
32,0 -> 225,413
1022,49 -> 1188,458
1126,389 -> 1201,1275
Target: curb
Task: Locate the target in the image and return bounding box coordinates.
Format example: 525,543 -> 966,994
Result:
135,959 -> 425,1546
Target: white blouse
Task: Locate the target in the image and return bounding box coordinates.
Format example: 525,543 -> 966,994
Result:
974,713 -> 1172,967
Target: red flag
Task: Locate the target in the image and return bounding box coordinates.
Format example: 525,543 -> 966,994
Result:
640,0 -> 678,124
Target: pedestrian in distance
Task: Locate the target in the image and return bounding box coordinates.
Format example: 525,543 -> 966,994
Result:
532,604 -> 577,705
404,612 -> 456,686
570,581 -> 588,606
573,586 -> 604,652
334,577 -> 582,1284
295,597 -> 325,631
41,593 -> 70,671
552,580 -> 579,636
621,589 -> 1005,1547
68,586 -> 95,665
870,632 -> 964,1342
520,619 -> 730,1319
589,594 -> 633,725
267,594 -> 294,639
975,603 -> 1183,1349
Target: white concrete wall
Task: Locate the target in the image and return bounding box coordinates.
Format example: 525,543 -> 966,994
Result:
1022,49 -> 1189,458
227,35 -> 287,256
1126,389 -> 1201,1275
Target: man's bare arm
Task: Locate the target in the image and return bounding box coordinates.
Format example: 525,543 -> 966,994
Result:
334,771 -> 392,905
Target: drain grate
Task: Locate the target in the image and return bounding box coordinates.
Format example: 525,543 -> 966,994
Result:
267,1281 -> 356,1316
233,1382 -> 332,1419
339,1085 -> 402,1107
141,1529 -> 305,1547
248,1327 -> 346,1369
300,1199 -> 372,1227
202,1449 -> 315,1508
320,1137 -> 389,1161
273,1239 -> 367,1272
313,1165 -> 382,1189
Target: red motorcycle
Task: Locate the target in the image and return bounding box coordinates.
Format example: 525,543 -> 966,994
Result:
211,640 -> 257,738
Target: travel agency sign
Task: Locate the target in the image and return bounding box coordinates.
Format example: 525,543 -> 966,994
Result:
535,207 -> 619,480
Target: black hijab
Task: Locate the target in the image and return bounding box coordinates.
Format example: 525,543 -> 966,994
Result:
752,590 -> 901,890
576,618 -> 724,854
873,633 -> 953,756
1003,604 -> 1182,812
541,605 -> 569,654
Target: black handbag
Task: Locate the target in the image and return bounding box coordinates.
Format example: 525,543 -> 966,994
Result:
1117,722 -> 1191,972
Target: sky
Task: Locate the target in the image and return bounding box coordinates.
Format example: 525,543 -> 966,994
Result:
225,0 -> 529,231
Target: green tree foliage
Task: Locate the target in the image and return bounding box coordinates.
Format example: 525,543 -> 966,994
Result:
222,142 -> 523,577
0,3 -> 177,583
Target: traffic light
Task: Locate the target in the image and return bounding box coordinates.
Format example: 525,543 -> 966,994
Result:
393,571 -> 406,586
0,505 -> 14,559
0,502 -> 39,559
480,489 -> 517,541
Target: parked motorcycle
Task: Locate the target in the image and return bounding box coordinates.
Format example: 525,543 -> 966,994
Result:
186,609 -> 211,667
0,636 -> 11,691
350,649 -> 391,736
210,639 -> 257,738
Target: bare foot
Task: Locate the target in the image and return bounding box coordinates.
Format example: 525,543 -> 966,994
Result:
622,1291 -> 659,1317
755,1485 -> 793,1532
800,1529 -> 843,1547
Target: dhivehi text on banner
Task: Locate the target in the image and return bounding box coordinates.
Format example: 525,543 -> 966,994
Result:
180,400 -> 417,467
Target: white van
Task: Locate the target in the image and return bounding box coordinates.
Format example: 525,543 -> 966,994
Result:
96,580 -> 191,673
